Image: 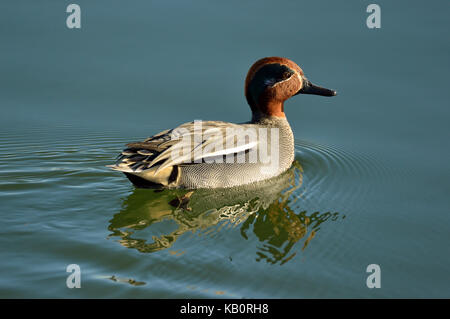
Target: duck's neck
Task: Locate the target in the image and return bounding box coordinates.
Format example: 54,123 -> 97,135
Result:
251,113 -> 291,129
265,100 -> 286,118
251,101 -> 286,122
250,108 -> 295,169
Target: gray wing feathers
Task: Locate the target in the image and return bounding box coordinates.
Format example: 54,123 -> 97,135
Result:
108,121 -> 258,176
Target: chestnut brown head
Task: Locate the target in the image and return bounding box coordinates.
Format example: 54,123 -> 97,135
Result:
245,57 -> 336,118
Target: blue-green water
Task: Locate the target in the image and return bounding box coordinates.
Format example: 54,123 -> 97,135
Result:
1,0 -> 449,298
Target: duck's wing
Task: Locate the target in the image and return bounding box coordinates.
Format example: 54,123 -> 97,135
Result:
108,121 -> 259,186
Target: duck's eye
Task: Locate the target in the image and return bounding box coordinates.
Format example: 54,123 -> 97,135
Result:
264,78 -> 276,86
282,71 -> 292,80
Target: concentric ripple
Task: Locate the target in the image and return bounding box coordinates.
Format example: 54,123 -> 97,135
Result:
294,140 -> 393,208
292,139 -> 408,262
0,127 -> 128,196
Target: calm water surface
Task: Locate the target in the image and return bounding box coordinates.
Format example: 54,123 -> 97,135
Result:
0,0 -> 449,298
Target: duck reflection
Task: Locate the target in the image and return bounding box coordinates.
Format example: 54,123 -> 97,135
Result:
108,161 -> 344,265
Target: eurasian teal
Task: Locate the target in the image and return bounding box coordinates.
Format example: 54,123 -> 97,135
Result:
108,57 -> 336,188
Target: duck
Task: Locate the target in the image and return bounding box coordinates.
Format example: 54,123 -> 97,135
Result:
108,57 -> 336,189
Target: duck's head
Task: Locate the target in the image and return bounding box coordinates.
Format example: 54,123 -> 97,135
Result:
245,57 -> 336,119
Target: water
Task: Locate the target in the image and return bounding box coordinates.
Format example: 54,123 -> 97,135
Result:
0,0 -> 449,298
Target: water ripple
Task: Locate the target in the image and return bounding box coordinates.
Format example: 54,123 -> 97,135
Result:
0,127 -> 406,297
295,140 -> 394,206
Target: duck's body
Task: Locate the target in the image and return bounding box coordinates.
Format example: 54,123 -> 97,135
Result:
108,57 -> 336,189
110,116 -> 294,188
